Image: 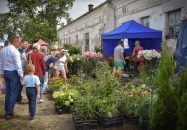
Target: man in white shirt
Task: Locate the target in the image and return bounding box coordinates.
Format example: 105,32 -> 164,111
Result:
0,36 -> 23,120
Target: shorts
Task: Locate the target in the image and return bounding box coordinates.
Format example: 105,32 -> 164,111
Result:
114,61 -> 124,70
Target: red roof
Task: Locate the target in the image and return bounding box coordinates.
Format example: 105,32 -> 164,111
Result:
37,39 -> 48,46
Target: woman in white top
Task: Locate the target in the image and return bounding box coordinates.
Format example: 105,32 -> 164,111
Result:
54,49 -> 68,81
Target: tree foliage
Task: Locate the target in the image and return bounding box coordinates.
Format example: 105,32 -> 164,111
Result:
176,66 -> 187,130
150,43 -> 177,130
5,0 -> 74,43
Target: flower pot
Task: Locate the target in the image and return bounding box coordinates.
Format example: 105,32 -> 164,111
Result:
55,106 -> 71,114
72,111 -> 98,130
95,113 -> 123,128
140,121 -> 151,130
126,113 -> 139,124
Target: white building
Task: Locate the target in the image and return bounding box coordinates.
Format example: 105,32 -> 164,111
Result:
57,0 -> 187,54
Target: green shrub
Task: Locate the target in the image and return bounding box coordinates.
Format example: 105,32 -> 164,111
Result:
150,43 -> 177,130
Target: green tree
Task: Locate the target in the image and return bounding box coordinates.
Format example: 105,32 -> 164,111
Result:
177,90 -> 187,130
7,0 -> 74,43
176,66 -> 187,99
150,43 -> 177,130
176,66 -> 187,130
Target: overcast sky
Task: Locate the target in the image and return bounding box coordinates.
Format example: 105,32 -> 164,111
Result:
0,0 -> 106,19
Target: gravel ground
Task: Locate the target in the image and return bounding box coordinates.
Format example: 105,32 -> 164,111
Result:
0,88 -> 140,130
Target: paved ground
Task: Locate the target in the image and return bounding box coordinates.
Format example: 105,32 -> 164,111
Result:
0,88 -> 140,130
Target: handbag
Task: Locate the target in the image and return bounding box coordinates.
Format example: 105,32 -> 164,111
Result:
24,53 -> 33,75
0,79 -> 6,94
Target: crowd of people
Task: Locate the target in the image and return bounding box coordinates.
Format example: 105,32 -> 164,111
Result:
0,36 -> 68,121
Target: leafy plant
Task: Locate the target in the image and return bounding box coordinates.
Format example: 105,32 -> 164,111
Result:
63,43 -> 74,55
96,97 -> 119,118
150,43 -> 177,130
53,89 -> 78,107
74,96 -> 95,120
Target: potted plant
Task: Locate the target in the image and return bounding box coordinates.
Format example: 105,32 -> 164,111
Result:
73,96 -> 98,130
52,89 -> 78,114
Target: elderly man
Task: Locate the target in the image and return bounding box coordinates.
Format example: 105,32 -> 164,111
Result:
0,36 -> 23,120
131,41 -> 144,72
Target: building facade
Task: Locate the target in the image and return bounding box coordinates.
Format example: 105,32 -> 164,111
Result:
57,0 -> 187,53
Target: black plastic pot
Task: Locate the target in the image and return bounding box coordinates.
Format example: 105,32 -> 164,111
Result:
140,121 -> 151,130
126,113 -> 139,124
72,111 -> 98,130
55,106 -> 71,114
95,113 -> 123,128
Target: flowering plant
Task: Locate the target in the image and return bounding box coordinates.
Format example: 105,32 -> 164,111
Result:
82,51 -> 102,60
49,78 -> 63,92
108,56 -> 114,67
137,49 -> 161,60
67,54 -> 83,75
81,51 -> 102,78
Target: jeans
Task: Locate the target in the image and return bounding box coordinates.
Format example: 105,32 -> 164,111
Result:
38,76 -> 43,100
16,83 -> 23,102
4,70 -> 20,116
43,71 -> 49,91
26,87 -> 37,118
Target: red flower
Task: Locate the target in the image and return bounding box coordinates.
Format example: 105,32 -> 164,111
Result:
147,88 -> 152,93
108,56 -> 113,61
142,90 -> 148,94
133,92 -> 136,96
122,85 -> 128,89
128,93 -> 134,97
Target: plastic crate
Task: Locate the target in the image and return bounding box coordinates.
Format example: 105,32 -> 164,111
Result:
72,111 -> 98,130
96,113 -> 123,128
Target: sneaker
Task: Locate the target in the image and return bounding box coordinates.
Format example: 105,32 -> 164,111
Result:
29,116 -> 34,121
39,99 -> 43,103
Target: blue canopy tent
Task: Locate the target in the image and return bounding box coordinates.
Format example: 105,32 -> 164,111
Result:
101,20 -> 162,57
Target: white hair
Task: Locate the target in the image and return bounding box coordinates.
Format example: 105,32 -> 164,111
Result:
33,43 -> 41,50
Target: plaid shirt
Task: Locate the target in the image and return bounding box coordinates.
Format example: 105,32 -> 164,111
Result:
30,51 -> 45,76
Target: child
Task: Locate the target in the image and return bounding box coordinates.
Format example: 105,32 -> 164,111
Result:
22,64 -> 40,120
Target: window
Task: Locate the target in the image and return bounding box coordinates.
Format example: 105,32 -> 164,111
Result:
123,5 -> 127,13
76,35 -> 78,45
85,33 -> 89,51
167,9 -> 181,39
141,16 -> 150,27
69,37 -> 71,43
